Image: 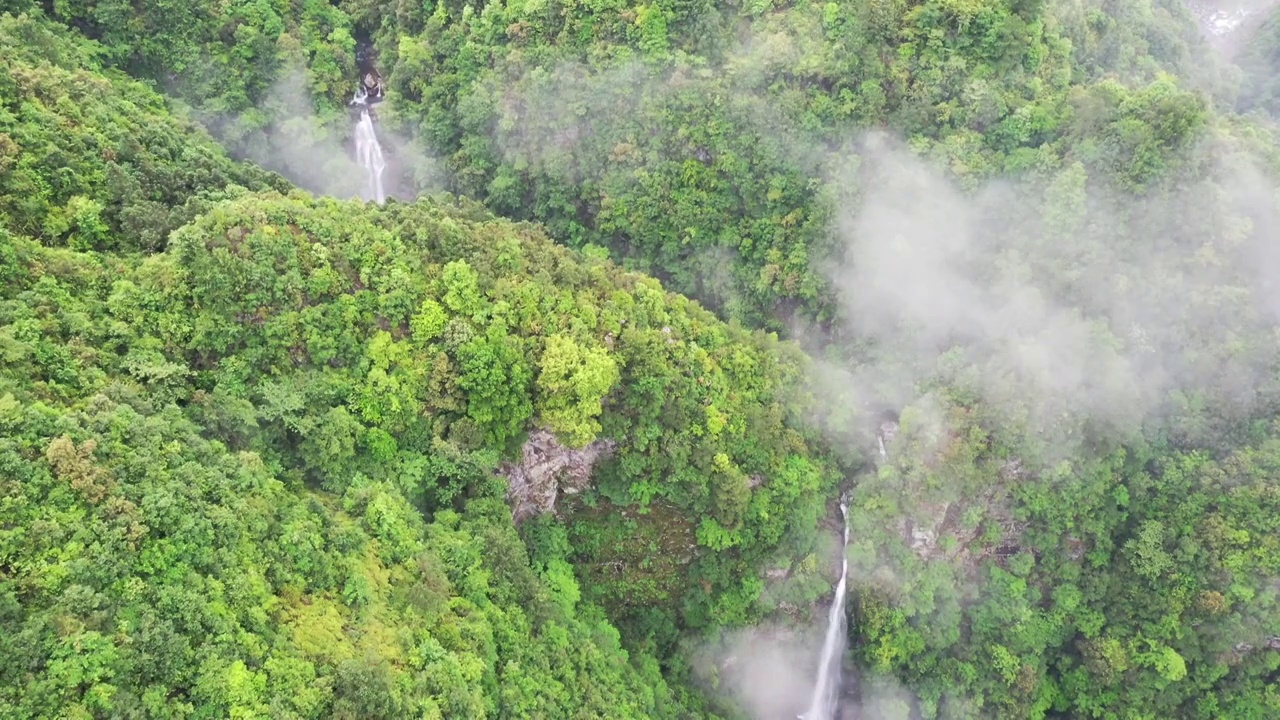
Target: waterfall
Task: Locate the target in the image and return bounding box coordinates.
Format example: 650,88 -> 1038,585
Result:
800,495 -> 850,720
350,85 -> 386,204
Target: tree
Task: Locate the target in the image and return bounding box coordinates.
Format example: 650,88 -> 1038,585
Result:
536,334 -> 621,448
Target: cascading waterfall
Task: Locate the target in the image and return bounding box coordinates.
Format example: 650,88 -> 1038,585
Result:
350,85 -> 386,204
800,495 -> 850,720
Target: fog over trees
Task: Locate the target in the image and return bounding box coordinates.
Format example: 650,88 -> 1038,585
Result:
2,0 -> 1280,718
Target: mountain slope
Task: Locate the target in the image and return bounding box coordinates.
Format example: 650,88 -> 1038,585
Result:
0,12 -> 844,716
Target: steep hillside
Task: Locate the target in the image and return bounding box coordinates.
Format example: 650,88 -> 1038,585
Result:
0,13 -> 289,252
11,1 -> 1280,719
0,12 -> 847,717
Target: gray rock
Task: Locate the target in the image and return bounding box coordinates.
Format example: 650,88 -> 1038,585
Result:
499,429 -> 616,522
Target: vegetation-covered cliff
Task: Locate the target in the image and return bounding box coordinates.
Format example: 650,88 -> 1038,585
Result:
5,0 -> 1280,718
0,13 -> 844,718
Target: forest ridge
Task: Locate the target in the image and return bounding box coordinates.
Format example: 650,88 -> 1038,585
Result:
2,0 -> 1280,719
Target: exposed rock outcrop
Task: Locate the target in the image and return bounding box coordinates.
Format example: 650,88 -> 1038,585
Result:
899,493 -> 1026,566
499,429 -> 616,522
1187,0 -> 1278,55
900,501 -> 950,559
877,420 -> 898,459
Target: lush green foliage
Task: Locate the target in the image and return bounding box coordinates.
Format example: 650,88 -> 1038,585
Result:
0,379 -> 688,718
848,403 -> 1280,719
0,13 -> 845,715
0,186 -> 841,714
354,0 -> 1279,714
13,0 -> 1217,326
348,0 -> 1216,327
0,15 -> 289,252
14,0 -> 1280,718
165,190 -> 841,643
35,0 -> 356,116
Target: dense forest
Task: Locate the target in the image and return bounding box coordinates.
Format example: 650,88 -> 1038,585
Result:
3,0 -> 1280,718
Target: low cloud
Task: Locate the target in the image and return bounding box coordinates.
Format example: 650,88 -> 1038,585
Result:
810,129 -> 1280,464
693,624 -> 825,719
195,66 -> 444,202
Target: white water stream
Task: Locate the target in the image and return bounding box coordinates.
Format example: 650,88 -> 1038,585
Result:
350,85 -> 386,204
800,496 -> 849,720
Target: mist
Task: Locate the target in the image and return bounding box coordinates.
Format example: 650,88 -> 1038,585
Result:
170,11 -> 1280,715
437,13 -> 1280,714
162,4 -> 1280,718
188,66 -> 444,203
695,625 -> 823,719
811,128 -> 1280,463
800,113 -> 1280,720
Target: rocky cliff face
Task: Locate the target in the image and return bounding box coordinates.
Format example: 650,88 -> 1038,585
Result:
499,429 -> 616,522
1189,0 -> 1279,55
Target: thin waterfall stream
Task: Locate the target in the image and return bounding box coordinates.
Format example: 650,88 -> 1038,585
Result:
349,73 -> 387,204
800,494 -> 850,720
